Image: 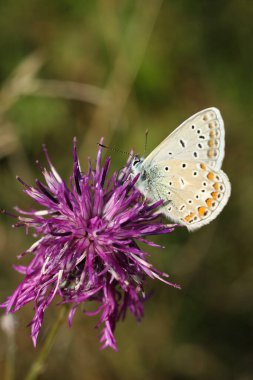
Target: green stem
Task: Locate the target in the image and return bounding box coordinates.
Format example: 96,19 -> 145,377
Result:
4,333 -> 15,380
24,306 -> 68,380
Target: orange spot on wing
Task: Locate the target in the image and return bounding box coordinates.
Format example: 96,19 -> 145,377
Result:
184,212 -> 194,222
206,198 -> 213,208
211,191 -> 218,200
210,130 -> 215,138
213,182 -> 219,190
208,140 -> 215,147
208,150 -> 214,158
207,172 -> 215,180
200,163 -> 206,170
198,206 -> 207,217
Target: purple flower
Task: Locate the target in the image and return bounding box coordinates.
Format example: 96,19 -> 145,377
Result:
1,138 -> 180,350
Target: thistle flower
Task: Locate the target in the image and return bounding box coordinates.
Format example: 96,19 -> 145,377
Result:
1,138 -> 179,350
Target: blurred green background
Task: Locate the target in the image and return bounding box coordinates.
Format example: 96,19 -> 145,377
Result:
0,1 -> 253,379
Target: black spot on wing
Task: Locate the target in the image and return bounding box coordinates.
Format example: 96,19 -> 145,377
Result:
180,139 -> 185,148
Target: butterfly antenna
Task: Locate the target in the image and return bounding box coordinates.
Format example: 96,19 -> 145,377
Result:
97,143 -> 133,157
144,129 -> 149,157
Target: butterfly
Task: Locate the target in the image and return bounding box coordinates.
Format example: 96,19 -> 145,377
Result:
131,107 -> 231,230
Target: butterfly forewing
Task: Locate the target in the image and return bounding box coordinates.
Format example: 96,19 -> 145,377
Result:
145,107 -> 225,171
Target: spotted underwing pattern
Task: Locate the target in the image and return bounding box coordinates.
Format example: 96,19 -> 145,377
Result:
131,107 -> 231,230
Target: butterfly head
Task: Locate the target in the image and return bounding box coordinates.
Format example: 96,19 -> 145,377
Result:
131,155 -> 145,177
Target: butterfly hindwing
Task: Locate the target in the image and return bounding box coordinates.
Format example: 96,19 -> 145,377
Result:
147,160 -> 231,230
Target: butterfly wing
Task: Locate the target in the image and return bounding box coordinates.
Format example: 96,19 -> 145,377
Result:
144,160 -> 231,231
144,107 -> 225,171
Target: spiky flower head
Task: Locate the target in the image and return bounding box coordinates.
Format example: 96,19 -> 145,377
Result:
1,139 -> 179,350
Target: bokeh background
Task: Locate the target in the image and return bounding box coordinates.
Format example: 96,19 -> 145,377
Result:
0,1 -> 253,379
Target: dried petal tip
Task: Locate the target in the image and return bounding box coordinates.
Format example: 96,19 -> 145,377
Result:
1,139 -> 179,350
1,314 -> 17,338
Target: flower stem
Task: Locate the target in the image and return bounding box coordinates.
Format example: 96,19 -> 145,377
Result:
24,306 -> 68,380
4,331 -> 15,380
